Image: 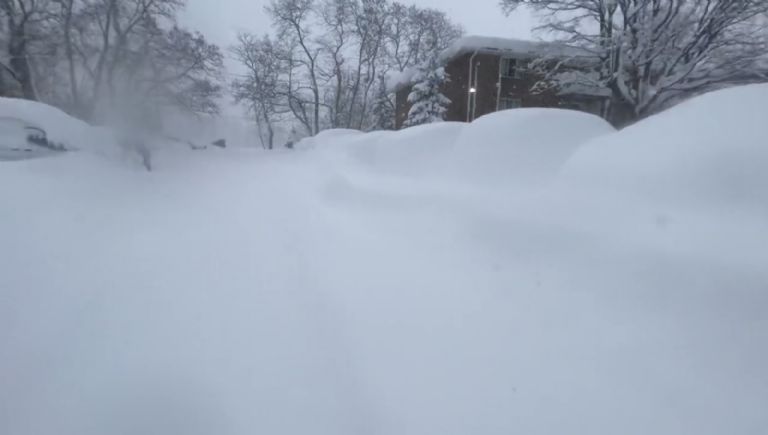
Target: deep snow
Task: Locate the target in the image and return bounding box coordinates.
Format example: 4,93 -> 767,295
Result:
1,86 -> 767,435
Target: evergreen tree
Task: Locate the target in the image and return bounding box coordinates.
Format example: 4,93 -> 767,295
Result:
404,58 -> 450,127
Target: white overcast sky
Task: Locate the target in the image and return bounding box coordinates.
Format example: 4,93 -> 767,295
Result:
180,0 -> 535,55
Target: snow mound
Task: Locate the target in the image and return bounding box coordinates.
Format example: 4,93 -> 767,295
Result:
0,98 -> 229,168
311,110 -> 612,187
564,84 -> 768,210
294,128 -> 366,150
450,108 -> 614,186
0,97 -> 112,152
344,122 -> 464,177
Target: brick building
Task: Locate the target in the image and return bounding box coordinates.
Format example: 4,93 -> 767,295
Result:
393,36 -> 610,129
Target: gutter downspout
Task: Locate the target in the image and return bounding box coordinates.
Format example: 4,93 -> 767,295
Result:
472,60 -> 480,121
466,49 -> 479,123
495,57 -> 503,112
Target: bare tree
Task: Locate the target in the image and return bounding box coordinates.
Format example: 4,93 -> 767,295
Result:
317,0 -> 354,128
346,0 -> 387,129
0,0 -> 52,100
52,0 -> 81,110
232,0 -> 462,136
138,26 -> 223,114
501,0 -> 768,122
317,0 -> 390,130
232,33 -> 288,149
9,0 -> 222,121
268,0 -> 322,135
383,3 -> 462,73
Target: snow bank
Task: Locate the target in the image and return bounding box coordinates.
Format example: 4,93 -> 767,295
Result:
0,98 -> 240,167
294,128 -> 366,150
563,84 -> 768,211
451,108 -> 614,186
297,110 -> 612,186
343,122 -> 464,178
0,97 -> 114,152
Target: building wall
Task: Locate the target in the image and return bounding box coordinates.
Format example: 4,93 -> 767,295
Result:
444,53 -> 501,122
395,52 -> 607,128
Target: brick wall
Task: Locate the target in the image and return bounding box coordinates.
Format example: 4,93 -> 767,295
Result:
395,52 -> 607,128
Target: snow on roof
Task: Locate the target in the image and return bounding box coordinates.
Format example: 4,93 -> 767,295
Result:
388,36 -> 594,92
439,35 -> 590,62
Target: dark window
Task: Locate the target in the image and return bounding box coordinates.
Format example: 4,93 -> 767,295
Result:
501,57 -> 524,79
500,98 -> 522,110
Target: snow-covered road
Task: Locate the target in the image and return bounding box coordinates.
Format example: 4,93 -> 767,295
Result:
2,86 -> 768,435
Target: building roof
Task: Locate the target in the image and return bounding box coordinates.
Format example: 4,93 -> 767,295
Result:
438,35 -> 590,63
387,35 -> 594,92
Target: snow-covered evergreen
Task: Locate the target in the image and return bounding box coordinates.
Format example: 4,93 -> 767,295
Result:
404,59 -> 451,127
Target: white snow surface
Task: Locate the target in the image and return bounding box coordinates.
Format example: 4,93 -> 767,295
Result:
2,85 -> 767,435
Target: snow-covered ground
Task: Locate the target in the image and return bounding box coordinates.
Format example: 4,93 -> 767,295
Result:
1,86 -> 767,435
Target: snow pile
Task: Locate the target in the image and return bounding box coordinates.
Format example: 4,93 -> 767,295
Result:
563,85 -> 768,210
1,85 -> 767,435
0,97 -> 115,153
451,108 -> 613,185
0,98 -> 242,166
294,128 -> 366,150
301,109 -> 612,185
344,122 -> 463,177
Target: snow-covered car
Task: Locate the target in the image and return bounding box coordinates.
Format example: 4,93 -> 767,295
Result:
0,116 -> 65,160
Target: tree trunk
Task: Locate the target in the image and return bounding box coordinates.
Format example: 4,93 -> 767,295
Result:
62,0 -> 81,112
0,0 -> 38,101
262,109 -> 275,150
8,26 -> 37,100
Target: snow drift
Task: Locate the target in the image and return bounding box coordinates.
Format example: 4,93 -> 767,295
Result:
1,85 -> 767,435
451,108 -> 614,185
563,85 -> 768,211
0,97 -> 117,155
300,109 -> 613,185
0,97 -> 239,167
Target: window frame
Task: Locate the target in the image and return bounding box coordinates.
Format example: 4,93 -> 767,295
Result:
500,57 -> 524,79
